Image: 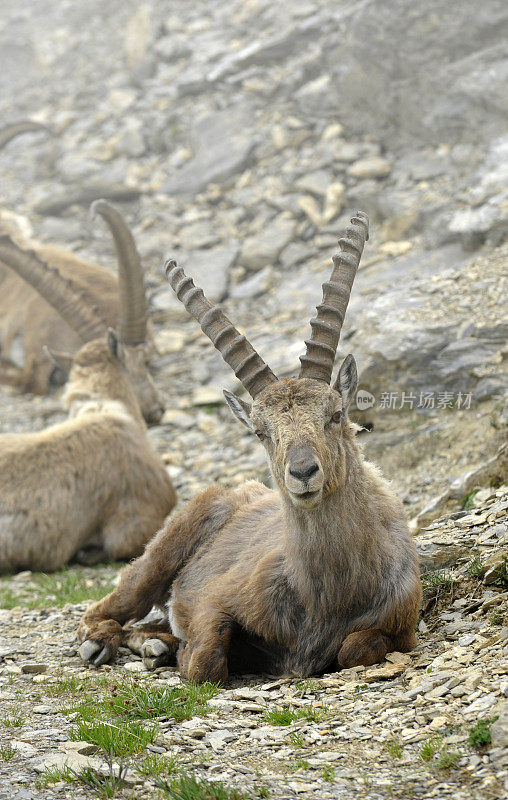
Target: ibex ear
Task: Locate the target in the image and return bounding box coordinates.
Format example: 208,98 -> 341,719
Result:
223,390 -> 254,430
107,328 -> 124,362
43,345 -> 73,376
333,354 -> 358,418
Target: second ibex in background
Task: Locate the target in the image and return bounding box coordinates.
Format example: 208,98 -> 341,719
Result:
78,212 -> 422,681
0,122 -> 163,422
0,293 -> 176,573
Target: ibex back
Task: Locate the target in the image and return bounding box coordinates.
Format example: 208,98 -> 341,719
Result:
0,331 -> 176,574
78,212 -> 421,681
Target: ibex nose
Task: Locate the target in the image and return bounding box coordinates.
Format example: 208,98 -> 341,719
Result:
288,444 -> 320,482
289,462 -> 319,481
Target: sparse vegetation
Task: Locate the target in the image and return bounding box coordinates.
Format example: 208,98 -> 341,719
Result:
288,732 -> 305,748
383,738 -> 403,759
105,680 -> 219,722
420,735 -> 461,770
41,761 -> 129,799
46,672 -> 109,697
467,556 -> 484,578
263,704 -> 328,726
294,678 -> 319,695
436,748 -> 461,770
493,557 -> 508,589
292,758 -> 309,771
40,763 -> 78,786
0,564 -> 117,610
461,489 -> 478,509
70,718 -> 158,757
136,752 -> 180,778
421,571 -> 453,591
0,744 -> 15,760
321,765 -> 336,782
420,735 -> 443,762
468,717 -> 498,749
489,609 -> 503,626
155,773 -> 248,800
2,709 -> 24,727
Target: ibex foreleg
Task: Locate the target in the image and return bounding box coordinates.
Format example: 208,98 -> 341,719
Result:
178,605 -> 233,685
78,486 -> 238,666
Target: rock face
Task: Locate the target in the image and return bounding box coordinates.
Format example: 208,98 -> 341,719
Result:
163,108 -> 259,196
330,0 -> 508,146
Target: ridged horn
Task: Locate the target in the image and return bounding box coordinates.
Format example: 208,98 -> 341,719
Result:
165,260 -> 277,398
299,211 -> 369,384
0,121 -> 53,151
90,199 -> 147,345
0,235 -> 107,342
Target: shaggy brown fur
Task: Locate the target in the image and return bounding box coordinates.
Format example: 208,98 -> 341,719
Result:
78,364 -> 421,680
0,333 -> 176,574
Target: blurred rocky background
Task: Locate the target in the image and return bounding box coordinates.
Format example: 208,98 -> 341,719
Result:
0,0 -> 506,522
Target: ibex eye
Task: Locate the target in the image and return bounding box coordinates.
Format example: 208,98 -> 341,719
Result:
255,431 -> 265,441
331,411 -> 342,423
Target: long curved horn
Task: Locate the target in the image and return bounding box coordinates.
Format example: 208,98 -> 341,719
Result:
0,235 -> 107,342
165,260 -> 277,398
299,211 -> 369,384
90,199 -> 147,344
0,121 -> 53,151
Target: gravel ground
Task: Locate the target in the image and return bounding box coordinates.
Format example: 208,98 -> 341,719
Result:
0,488 -> 506,799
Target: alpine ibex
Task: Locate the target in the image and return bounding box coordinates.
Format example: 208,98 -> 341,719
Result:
78,212 -> 421,681
0,324 -> 176,574
0,123 -> 162,421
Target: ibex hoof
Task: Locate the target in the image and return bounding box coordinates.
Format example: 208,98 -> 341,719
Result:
141,638 -> 171,670
78,639 -> 113,667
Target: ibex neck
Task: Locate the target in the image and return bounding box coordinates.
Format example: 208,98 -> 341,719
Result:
282,455 -> 379,613
67,396 -> 137,425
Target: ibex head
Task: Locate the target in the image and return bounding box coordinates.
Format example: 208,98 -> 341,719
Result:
166,211 -> 368,510
0,201 -> 165,424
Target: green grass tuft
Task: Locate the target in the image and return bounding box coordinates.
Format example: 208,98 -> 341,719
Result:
0,745 -> 16,761
2,709 -> 24,728
105,680 -> 219,722
288,732 -> 304,748
263,704 -> 328,726
40,763 -> 78,785
156,773 -> 248,799
421,571 -> 453,591
420,735 -> 461,770
420,735 -> 442,762
461,489 -> 478,509
435,748 -> 461,770
136,752 -> 180,777
383,738 -> 403,759
70,718 -> 158,757
467,556 -> 483,578
468,717 -> 498,749
321,764 -> 335,782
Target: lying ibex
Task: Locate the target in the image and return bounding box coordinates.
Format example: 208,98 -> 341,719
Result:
0,123 -> 162,421
78,212 -> 421,681
0,324 -> 176,574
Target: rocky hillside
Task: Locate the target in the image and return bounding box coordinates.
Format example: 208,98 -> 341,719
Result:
0,1 -> 506,798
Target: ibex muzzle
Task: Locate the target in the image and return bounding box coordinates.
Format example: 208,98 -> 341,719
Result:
285,443 -> 323,507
